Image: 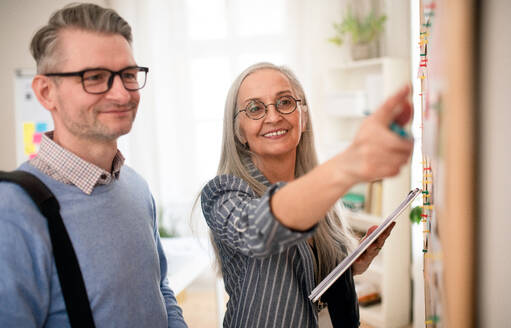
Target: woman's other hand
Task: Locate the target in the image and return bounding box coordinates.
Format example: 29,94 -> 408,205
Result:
352,222 -> 395,275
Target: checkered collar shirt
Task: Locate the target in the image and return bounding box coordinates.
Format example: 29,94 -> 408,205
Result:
29,131 -> 125,195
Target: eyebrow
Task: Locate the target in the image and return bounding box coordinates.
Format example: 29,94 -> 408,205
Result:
242,90 -> 294,105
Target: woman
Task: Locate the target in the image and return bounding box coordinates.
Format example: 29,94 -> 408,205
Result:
201,62 -> 413,327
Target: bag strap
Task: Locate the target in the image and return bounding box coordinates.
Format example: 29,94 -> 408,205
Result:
0,170 -> 95,328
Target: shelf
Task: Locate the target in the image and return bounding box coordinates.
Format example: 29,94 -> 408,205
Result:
329,57 -> 389,71
161,237 -> 212,295
353,258 -> 384,280
342,210 -> 383,232
318,141 -> 351,163
367,262 -> 384,276
359,303 -> 384,327
320,40 -> 412,327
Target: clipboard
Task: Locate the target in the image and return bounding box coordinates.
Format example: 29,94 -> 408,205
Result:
309,188 -> 422,303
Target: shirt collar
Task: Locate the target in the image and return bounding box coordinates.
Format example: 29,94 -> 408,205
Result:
34,131 -> 125,195
242,155 -> 272,188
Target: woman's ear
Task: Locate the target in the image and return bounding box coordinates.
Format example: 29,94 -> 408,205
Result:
301,108 -> 308,131
238,131 -> 247,145
235,125 -> 248,145
32,75 -> 57,113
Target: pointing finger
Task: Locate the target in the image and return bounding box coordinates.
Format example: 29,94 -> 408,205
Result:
371,84 -> 412,125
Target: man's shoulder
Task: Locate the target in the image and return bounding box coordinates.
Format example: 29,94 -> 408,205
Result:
117,165 -> 154,201
0,163 -> 40,203
119,165 -> 149,187
0,172 -> 47,232
0,177 -> 34,201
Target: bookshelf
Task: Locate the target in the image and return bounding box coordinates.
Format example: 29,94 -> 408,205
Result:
319,57 -> 412,327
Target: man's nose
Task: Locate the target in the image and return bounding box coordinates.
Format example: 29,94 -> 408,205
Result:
106,74 -> 131,102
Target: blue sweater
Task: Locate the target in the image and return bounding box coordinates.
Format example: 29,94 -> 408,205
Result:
0,163 -> 187,328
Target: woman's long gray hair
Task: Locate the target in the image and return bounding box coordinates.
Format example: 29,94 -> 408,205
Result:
215,62 -> 357,283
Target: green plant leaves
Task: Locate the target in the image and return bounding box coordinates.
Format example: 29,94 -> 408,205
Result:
328,7 -> 386,46
410,205 -> 423,224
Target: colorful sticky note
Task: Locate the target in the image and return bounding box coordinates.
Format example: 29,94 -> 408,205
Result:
425,2 -> 437,10
24,143 -> 36,155
33,132 -> 42,144
23,122 -> 36,156
23,122 -> 35,144
36,122 -> 48,132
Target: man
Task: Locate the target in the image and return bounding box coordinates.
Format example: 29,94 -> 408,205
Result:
0,3 -> 187,327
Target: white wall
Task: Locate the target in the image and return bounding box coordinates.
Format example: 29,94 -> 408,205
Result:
479,0 -> 511,326
0,0 -> 105,171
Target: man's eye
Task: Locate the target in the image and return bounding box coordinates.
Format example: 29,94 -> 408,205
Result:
86,74 -> 101,81
84,71 -> 108,82
122,70 -> 138,81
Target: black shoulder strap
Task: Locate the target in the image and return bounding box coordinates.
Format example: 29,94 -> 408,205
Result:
0,170 -> 95,328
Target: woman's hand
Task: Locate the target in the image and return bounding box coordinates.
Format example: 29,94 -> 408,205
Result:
269,85 -> 413,231
335,85 -> 414,186
352,222 -> 395,275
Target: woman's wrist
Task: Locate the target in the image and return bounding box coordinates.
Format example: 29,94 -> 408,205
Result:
328,149 -> 360,193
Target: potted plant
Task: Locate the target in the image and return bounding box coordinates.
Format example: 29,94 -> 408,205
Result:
157,205 -> 177,238
328,7 -> 387,60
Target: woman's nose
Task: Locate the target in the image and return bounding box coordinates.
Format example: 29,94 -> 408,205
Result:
264,104 -> 282,122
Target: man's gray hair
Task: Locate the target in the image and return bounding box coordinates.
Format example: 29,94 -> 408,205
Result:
30,3 -> 132,73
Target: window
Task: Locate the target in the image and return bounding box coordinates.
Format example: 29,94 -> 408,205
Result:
116,0 -> 298,236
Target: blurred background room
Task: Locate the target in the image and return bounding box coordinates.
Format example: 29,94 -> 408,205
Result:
1,0 -> 510,327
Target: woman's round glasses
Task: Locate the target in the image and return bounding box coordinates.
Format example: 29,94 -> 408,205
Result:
235,95 -> 303,120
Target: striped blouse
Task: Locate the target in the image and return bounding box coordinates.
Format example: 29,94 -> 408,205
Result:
201,160 -> 358,327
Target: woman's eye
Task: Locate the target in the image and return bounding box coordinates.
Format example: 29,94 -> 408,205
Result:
248,106 -> 262,113
247,102 -> 263,113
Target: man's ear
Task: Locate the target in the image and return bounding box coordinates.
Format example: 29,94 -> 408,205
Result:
32,75 -> 57,112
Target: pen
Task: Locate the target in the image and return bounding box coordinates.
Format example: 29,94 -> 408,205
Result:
390,122 -> 410,139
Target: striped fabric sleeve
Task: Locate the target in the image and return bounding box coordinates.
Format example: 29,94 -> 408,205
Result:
201,174 -> 316,258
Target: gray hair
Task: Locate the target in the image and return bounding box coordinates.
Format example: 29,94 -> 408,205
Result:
30,3 -> 132,73
217,62 -> 357,283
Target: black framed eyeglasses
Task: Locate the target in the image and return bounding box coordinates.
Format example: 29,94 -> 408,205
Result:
44,66 -> 149,94
234,95 -> 304,120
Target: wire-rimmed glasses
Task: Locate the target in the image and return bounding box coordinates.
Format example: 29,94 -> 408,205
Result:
235,95 -> 303,120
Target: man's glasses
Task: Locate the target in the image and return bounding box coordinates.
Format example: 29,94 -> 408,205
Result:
235,95 -> 303,120
44,66 -> 149,94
